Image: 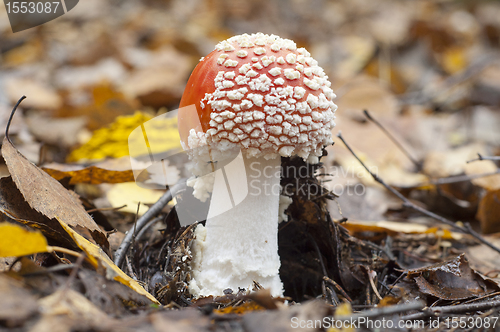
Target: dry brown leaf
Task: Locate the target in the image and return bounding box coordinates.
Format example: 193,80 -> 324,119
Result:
59,222 -> 159,304
423,143 -> 486,178
25,113 -> 87,148
334,75 -> 399,119
406,254 -> 499,300
0,274 -> 39,325
120,46 -> 192,108
342,220 -> 461,240
477,189 -> 500,234
1,137 -> 108,249
55,83 -> 138,131
465,160 -> 500,191
33,289 -> 115,332
0,176 -> 75,247
5,77 -> 62,110
43,157 -> 135,184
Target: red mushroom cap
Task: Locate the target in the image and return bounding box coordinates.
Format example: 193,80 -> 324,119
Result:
179,33 -> 337,161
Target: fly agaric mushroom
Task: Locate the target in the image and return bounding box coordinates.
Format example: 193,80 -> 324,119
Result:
178,33 -> 337,297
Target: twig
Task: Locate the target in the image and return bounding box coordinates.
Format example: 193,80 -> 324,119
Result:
135,216 -> 164,242
59,252 -> 86,294
400,52 -> 500,105
363,110 -> 421,169
323,276 -> 352,302
467,153 -> 500,163
21,263 -> 77,276
114,181 -> 185,268
367,269 -> 383,302
125,255 -> 138,281
337,132 -> 500,255
5,96 -> 26,144
427,169 -> 500,186
86,205 -> 127,213
402,300 -> 500,321
336,301 -> 425,322
49,246 -> 87,260
462,291 -> 500,304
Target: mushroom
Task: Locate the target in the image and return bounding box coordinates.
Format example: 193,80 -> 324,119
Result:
178,33 -> 337,297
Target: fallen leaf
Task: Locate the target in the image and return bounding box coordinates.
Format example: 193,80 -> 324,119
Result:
0,274 -> 39,325
241,300 -> 331,332
5,77 -> 62,110
476,189 -> 500,234
59,221 -> 159,304
56,83 -> 137,131
121,46 -> 191,108
342,220 -> 461,240
25,113 -> 87,147
465,160 -> 500,191
423,143 -> 486,178
2,137 -> 108,249
214,301 -> 266,315
33,289 -> 115,332
151,309 -> 211,332
0,176 -> 75,247
406,254 -> 499,301
334,76 -> 399,119
43,157 -> 135,184
439,46 -> 468,74
67,111 -> 154,162
105,182 -> 164,215
0,222 -> 49,257
2,38 -> 43,67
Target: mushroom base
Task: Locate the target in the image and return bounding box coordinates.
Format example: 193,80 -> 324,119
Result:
189,154 -> 283,297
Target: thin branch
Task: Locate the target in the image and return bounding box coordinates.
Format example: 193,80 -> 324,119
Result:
336,132 -> 500,255
402,300 -> 500,321
114,181 -> 185,268
59,252 -> 86,294
467,153 -> 500,163
367,269 -> 383,302
5,96 -> 26,144
427,169 -> 500,185
336,301 -> 425,322
323,276 -> 352,302
86,205 -> 127,213
363,110 -> 421,169
49,246 -> 87,260
135,216 -> 164,242
400,52 -> 500,105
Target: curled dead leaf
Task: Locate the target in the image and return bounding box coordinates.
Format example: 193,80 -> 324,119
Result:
43,157 -> 135,185
406,254 -> 499,301
0,176 -> 75,247
2,136 -> 109,249
477,189 -> 500,234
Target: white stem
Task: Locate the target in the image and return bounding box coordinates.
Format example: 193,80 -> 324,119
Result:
189,153 -> 283,297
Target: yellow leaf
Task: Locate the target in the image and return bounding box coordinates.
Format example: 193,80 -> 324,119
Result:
58,221 -> 159,304
214,302 -> 265,315
0,222 -> 49,257
106,182 -> 165,215
441,47 -> 467,74
343,220 -> 462,240
329,302 -> 355,332
68,111 -> 182,163
68,111 -> 152,162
